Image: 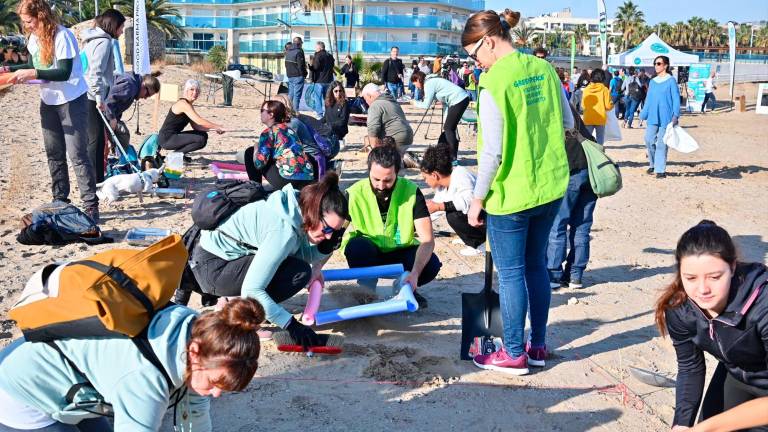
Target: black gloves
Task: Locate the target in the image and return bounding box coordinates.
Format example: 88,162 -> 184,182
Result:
286,317 -> 326,350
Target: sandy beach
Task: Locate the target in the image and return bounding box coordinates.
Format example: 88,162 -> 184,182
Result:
1,65 -> 766,431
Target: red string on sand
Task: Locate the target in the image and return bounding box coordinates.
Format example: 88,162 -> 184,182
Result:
574,353 -> 646,411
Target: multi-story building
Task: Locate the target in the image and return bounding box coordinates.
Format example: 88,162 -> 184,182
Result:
525,8 -> 622,57
166,0 -> 484,72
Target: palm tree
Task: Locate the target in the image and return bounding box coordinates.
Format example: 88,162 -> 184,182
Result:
614,0 -> 645,51
756,26 -> 768,48
512,21 -> 536,48
703,19 -> 722,47
573,24 -> 588,53
655,22 -> 672,42
116,0 -> 186,40
306,0 -> 337,63
0,0 -> 19,33
687,17 -> 706,47
671,21 -> 689,46
736,24 -> 752,46
345,0 -> 353,57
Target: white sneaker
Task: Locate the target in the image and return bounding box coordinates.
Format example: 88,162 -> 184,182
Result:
460,245 -> 484,256
451,238 -> 465,245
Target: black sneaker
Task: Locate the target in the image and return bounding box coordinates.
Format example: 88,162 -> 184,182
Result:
656,173 -> 667,179
413,291 -> 428,309
183,154 -> 193,163
646,168 -> 654,175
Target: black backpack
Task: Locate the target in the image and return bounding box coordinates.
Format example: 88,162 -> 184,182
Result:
176,181 -> 270,305
628,79 -> 643,100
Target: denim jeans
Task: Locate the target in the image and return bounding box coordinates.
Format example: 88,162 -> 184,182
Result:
612,94 -> 623,119
487,198 -> 562,356
546,169 -> 597,284
385,82 -> 400,98
702,92 -> 716,112
624,97 -> 640,127
314,82 -> 331,116
585,124 -> 606,144
287,76 -> 305,112
644,124 -> 668,174
414,87 -> 423,101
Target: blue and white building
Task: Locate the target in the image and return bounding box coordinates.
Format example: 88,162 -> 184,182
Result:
166,0 -> 485,71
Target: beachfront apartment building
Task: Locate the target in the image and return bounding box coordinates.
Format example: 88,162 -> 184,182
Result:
525,8 -> 622,57
166,0 -> 484,72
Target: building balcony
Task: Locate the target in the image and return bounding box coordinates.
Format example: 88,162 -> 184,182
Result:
174,13 -> 462,31
166,39 -> 228,51
236,39 -> 461,55
169,0 -> 483,10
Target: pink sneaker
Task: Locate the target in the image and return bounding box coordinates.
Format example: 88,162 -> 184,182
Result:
472,347 -> 529,375
525,342 -> 548,367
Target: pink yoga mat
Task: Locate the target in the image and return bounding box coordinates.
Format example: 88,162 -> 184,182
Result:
210,161 -> 249,180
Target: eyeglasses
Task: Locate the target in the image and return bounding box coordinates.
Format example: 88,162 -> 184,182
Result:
261,108 -> 270,113
654,62 -> 665,66
468,36 -> 486,62
333,89 -> 342,93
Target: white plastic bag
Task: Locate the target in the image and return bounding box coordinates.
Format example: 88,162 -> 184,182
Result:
664,124 -> 699,153
604,110 -> 622,142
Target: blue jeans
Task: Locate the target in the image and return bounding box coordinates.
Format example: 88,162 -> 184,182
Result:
386,82 -> 401,98
612,94 -> 623,118
624,97 -> 640,127
702,92 -> 716,112
585,124 -> 605,144
644,124 -> 668,174
287,76 -> 305,112
487,198 -> 562,356
546,169 -> 597,284
414,87 -> 423,101
314,82 -> 331,117
467,89 -> 477,101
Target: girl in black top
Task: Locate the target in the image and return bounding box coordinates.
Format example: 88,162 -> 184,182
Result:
341,55 -> 358,88
323,81 -> 349,141
656,221 -> 768,431
159,79 -> 224,157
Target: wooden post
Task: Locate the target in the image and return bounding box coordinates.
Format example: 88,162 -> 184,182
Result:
738,95 -> 746,112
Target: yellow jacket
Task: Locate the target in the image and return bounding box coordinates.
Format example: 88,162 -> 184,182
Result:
581,82 -> 614,126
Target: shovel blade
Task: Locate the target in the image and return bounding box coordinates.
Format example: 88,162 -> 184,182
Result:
460,290 -> 503,360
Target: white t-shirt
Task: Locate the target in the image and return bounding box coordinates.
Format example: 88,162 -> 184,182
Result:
28,25 -> 88,105
432,166 -> 476,214
704,77 -> 715,93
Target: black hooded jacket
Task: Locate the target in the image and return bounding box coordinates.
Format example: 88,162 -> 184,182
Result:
666,262 -> 768,426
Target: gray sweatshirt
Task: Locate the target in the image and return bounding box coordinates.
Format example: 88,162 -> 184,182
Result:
82,27 -> 115,105
367,93 -> 414,149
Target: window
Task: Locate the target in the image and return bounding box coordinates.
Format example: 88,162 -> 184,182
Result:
304,30 -> 311,41
428,33 -> 437,42
367,6 -> 386,16
191,32 -> 214,50
366,32 -> 387,42
411,33 -> 418,42
412,7 -> 418,16
218,9 -> 231,16
429,8 -> 437,16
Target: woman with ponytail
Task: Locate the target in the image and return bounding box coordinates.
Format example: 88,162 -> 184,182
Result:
460,9 -> 573,375
193,173 -> 348,348
0,298 -> 265,431
656,221 -> 768,431
1,0 -> 99,222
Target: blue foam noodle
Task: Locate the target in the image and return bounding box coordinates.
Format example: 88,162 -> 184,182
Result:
313,283 -> 418,325
321,264 -> 405,282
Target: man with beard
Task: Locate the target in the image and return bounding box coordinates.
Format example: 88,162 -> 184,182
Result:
342,144 -> 441,308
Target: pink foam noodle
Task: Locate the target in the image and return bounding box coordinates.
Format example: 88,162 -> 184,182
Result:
301,279 -> 324,325
210,162 -> 249,180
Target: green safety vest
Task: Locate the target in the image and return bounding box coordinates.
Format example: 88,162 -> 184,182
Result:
343,178 -> 419,253
477,51 -> 569,215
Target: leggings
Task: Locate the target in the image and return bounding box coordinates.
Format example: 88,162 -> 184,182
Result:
443,97 -> 470,160
446,209 -> 486,249
698,363 -> 768,430
343,237 -> 442,288
0,418 -> 111,432
85,99 -> 106,183
160,131 -> 208,154
191,246 -> 311,301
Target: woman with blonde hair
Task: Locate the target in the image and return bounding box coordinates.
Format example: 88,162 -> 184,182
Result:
1,0 -> 98,221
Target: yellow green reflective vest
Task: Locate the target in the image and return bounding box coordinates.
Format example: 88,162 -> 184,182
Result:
477,51 -> 569,215
343,178 -> 419,253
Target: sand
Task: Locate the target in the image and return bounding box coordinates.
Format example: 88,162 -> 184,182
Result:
1,66 -> 767,431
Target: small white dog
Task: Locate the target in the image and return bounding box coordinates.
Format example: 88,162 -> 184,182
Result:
96,167 -> 164,204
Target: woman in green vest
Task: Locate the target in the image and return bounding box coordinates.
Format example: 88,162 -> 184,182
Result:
461,9 -> 573,375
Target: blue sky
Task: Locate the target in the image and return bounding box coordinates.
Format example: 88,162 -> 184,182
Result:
485,0 -> 768,25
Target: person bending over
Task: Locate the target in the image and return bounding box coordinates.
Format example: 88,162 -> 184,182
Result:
420,143 -> 486,256
343,145 -> 442,308
361,83 -> 413,155
0,299 -> 264,431
191,174 -> 347,348
103,71 -> 160,131
242,100 -> 316,190
159,79 -> 224,159
656,221 -> 768,431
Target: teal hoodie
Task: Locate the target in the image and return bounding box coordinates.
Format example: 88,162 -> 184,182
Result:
413,75 -> 470,110
0,305 -> 210,431
199,184 -> 326,328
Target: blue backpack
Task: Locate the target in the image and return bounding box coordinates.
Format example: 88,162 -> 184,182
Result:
17,201 -> 113,246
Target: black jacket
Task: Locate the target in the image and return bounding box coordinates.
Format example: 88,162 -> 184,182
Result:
666,262 -> 768,427
341,63 -> 358,88
310,49 -> 335,84
564,102 -> 592,173
284,47 -> 307,78
381,58 -> 404,84
323,102 -> 349,140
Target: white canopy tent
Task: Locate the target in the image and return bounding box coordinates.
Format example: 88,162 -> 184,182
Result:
608,33 -> 700,67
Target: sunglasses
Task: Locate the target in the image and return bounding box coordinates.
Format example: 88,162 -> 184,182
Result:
468,36 -> 486,62
654,62 -> 665,66
261,108 -> 271,113
320,216 -> 340,235
332,89 -> 342,93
